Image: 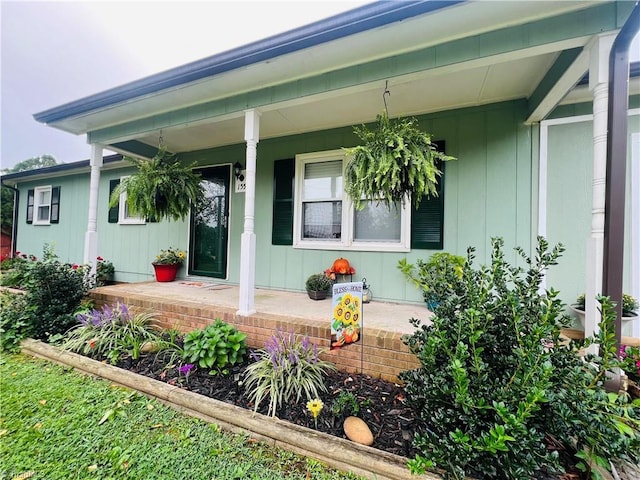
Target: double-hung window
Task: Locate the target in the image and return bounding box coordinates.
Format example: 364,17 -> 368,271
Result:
293,150 -> 411,252
27,186 -> 60,225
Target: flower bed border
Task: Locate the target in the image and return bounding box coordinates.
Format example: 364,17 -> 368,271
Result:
20,339 -> 442,480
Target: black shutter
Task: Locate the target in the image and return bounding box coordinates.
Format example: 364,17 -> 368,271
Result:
272,158 -> 294,245
50,186 -> 60,223
108,179 -> 120,223
411,141 -> 446,250
26,189 -> 34,224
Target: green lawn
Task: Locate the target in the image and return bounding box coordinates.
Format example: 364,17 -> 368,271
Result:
0,353 -> 361,480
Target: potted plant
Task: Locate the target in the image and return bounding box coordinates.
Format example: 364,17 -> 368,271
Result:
570,292 -> 639,326
96,256 -> 114,285
109,147 -> 204,222
152,247 -> 186,282
343,111 -> 454,211
398,252 -> 465,310
305,273 -> 333,300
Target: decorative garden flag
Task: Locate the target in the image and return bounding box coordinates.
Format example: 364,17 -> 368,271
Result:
330,281 -> 363,349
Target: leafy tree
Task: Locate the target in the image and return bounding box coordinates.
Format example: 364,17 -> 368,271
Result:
1,186 -> 14,234
2,155 -> 57,174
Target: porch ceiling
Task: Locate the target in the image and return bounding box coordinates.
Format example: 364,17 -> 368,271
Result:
130,53 -> 559,154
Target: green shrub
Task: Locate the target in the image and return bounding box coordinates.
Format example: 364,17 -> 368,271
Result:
0,251 -> 38,288
61,302 -> 161,363
23,248 -> 93,340
3,246 -> 95,341
0,291 -> 31,352
183,319 -> 247,372
244,329 -> 336,417
397,252 -> 465,307
400,237 -> 640,479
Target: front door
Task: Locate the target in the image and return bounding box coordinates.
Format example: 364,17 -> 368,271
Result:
189,165 -> 230,278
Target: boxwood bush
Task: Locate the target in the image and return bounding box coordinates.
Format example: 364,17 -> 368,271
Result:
400,237 -> 640,479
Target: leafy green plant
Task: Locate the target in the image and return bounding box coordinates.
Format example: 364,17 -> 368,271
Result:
0,291 -> 30,352
330,391 -> 370,418
96,256 -> 114,285
17,245 -> 94,340
0,251 -> 38,288
154,247 -> 187,265
61,302 -> 161,363
400,237 -> 640,480
183,319 -> 247,373
244,329 -> 336,417
559,297 -> 640,478
343,111 -> 454,210
398,252 -> 465,307
305,273 -> 333,292
109,147 -> 205,222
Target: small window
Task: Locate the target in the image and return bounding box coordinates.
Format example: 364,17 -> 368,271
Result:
27,186 -> 60,225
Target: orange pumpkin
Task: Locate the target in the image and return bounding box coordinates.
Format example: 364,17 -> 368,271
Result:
332,258 -> 351,274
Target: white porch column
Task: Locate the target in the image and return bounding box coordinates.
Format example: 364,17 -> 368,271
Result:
83,143 -> 103,274
237,109 -> 261,316
584,34 -> 615,343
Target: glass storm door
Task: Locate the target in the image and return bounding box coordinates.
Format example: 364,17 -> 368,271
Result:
189,165 -> 230,278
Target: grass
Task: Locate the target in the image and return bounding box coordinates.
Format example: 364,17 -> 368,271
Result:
0,353 -> 362,480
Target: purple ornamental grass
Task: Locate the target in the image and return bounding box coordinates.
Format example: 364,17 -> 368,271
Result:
262,329 -> 319,370
75,302 -> 133,328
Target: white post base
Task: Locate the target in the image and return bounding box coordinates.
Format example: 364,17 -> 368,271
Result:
237,232 -> 256,316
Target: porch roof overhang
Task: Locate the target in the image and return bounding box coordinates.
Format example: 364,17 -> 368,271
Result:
33,1 -> 638,159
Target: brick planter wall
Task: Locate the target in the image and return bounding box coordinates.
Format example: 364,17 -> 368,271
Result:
91,290 -> 420,382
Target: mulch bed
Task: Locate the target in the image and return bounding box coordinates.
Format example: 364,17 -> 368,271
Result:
116,353 -> 418,458
111,351 -> 596,479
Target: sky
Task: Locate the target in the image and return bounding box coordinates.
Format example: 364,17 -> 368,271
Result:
0,0 -> 369,170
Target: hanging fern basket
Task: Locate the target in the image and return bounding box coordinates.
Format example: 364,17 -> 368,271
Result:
109,147 -> 204,222
343,111 -> 454,210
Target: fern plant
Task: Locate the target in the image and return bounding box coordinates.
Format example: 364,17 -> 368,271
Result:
343,111 -> 454,210
109,147 -> 204,222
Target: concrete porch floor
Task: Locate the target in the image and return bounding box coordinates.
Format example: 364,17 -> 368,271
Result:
95,280 -> 431,335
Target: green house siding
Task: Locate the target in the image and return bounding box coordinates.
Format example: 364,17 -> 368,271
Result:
545,113 -> 639,320
16,174 -> 89,264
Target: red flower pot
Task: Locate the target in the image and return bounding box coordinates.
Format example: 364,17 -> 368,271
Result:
153,263 -> 179,282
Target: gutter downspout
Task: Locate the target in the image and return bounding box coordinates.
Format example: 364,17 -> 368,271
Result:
602,2 -> 639,361
1,180 -> 19,258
